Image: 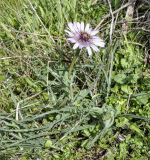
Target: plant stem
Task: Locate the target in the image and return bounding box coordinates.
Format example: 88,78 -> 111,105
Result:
68,50 -> 80,78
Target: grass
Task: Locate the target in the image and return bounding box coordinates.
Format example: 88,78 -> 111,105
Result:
0,0 -> 150,159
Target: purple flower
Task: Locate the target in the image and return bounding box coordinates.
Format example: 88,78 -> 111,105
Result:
65,22 -> 105,56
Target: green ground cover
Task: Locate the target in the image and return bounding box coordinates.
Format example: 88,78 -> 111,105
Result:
0,0 -> 150,159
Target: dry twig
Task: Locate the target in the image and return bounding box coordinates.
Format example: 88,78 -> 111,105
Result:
96,2 -> 134,29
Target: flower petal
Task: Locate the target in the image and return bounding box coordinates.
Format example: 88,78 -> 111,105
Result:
86,47 -> 92,56
99,41 -> 105,47
85,23 -> 90,32
92,37 -> 105,47
91,29 -> 99,36
79,44 -> 84,49
76,22 -> 81,31
80,22 -> 84,31
73,42 -> 79,49
68,23 -> 75,32
68,22 -> 73,29
67,38 -> 76,43
73,22 -> 79,32
91,44 -> 99,52
65,30 -> 74,37
94,40 -> 105,47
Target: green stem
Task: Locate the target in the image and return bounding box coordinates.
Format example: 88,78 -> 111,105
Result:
68,50 -> 80,78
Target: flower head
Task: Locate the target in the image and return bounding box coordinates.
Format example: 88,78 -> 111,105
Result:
65,22 -> 105,56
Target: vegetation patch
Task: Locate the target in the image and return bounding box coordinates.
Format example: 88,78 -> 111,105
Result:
0,0 -> 150,159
